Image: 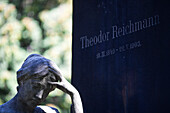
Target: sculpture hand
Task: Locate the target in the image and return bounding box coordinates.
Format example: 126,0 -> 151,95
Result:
48,68 -> 83,113
47,76 -> 76,96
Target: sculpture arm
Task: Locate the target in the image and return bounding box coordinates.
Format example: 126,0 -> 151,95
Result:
70,88 -> 83,113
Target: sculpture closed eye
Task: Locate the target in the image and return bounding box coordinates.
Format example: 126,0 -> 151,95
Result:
32,83 -> 45,89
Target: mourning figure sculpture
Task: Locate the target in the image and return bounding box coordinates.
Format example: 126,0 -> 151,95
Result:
0,54 -> 83,113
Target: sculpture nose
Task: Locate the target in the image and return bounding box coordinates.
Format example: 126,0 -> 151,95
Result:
35,89 -> 44,100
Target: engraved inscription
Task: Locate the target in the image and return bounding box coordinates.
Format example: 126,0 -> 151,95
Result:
80,15 -> 160,50
80,31 -> 110,49
96,41 -> 142,59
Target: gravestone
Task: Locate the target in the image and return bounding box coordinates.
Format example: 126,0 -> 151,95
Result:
72,0 -> 170,113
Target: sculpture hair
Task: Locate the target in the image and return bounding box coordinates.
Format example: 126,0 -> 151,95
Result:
16,54 -> 61,85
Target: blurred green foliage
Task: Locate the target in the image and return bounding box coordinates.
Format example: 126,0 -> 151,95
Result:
0,0 -> 72,112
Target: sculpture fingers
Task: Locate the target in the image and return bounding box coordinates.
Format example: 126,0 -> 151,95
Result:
48,68 -> 62,82
48,81 -> 71,94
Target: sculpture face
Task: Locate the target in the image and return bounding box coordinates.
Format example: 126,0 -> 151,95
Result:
18,72 -> 56,108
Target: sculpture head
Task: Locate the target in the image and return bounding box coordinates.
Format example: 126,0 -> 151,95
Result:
16,54 -> 61,108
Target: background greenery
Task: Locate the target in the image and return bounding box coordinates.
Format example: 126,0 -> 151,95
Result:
0,0 -> 72,112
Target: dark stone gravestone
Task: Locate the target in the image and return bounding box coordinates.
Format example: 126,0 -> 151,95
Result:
72,0 -> 170,113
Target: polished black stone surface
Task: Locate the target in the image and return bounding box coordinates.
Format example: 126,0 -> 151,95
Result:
72,0 -> 170,113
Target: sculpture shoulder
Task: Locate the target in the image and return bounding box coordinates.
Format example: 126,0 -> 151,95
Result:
0,104 -> 60,113
0,104 -> 16,113
34,106 -> 60,113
